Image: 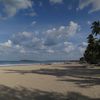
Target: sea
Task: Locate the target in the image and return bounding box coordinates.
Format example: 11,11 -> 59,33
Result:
0,60 -> 78,66
0,60 -> 67,66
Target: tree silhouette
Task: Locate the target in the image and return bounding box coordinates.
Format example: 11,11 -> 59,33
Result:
84,21 -> 100,64
84,34 -> 97,63
91,21 -> 100,36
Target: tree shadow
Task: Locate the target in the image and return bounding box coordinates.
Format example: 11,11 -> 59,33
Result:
3,66 -> 100,87
52,65 -> 87,69
0,85 -> 99,100
59,77 -> 100,88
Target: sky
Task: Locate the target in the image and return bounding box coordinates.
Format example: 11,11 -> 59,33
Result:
0,0 -> 100,61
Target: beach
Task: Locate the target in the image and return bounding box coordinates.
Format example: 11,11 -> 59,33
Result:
0,62 -> 100,100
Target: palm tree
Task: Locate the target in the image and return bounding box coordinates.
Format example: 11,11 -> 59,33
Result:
84,34 -> 97,64
87,34 -> 95,44
84,21 -> 100,64
91,21 -> 100,36
95,39 -> 100,63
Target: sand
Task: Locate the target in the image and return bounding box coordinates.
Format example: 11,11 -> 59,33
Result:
0,63 -> 100,99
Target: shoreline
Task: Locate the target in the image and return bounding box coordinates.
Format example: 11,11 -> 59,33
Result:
0,62 -> 69,67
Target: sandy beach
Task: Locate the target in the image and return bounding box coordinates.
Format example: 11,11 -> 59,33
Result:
0,63 -> 100,100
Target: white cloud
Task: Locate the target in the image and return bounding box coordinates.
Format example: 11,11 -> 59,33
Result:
12,31 -> 46,52
3,20 -> 80,60
0,40 -> 12,48
32,37 -> 40,43
64,41 -> 73,46
78,42 -> 88,54
0,20 -> 82,60
66,21 -> 80,36
47,49 -> 54,53
0,0 -> 33,18
20,48 -> 26,54
31,36 -> 43,48
64,42 -> 75,53
79,47 -> 86,54
47,21 -> 80,36
21,31 -> 32,38
15,44 -> 21,49
0,34 -> 87,60
64,46 -> 74,53
87,21 -> 91,25
44,21 -> 80,46
12,31 -> 33,45
49,0 -> 63,4
78,0 -> 100,13
82,42 -> 88,47
31,21 -> 37,26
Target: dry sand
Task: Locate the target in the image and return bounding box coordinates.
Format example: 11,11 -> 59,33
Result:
0,63 -> 100,99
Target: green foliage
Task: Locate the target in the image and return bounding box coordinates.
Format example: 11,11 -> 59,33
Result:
84,21 -> 100,64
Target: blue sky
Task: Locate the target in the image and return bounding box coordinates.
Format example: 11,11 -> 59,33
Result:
0,0 -> 100,61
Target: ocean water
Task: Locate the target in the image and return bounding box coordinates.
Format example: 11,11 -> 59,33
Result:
0,61 -> 34,66
0,61 -> 44,66
0,60 -> 77,66
0,60 -> 67,66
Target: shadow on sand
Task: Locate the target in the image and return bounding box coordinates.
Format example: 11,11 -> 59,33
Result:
4,65 -> 100,87
0,85 -> 99,100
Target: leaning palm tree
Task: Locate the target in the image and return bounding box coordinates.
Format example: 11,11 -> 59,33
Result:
91,21 -> 100,36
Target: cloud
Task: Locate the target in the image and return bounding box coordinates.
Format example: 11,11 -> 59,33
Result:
49,0 -> 63,4
0,34 -> 86,60
19,48 -> 26,54
78,42 -> 88,54
12,31 -> 32,44
64,45 -> 75,53
0,20 -> 82,60
31,21 -> 37,26
62,41 -> 88,58
44,21 -> 80,46
21,31 -> 32,37
0,40 -> 12,48
11,29 -> 80,55
87,21 -> 91,25
8,21 -> 80,60
82,42 -> 88,47
0,0 -> 33,18
66,21 -> 80,36
47,49 -> 54,53
12,31 -> 45,51
63,41 -> 74,52
78,0 -> 100,13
